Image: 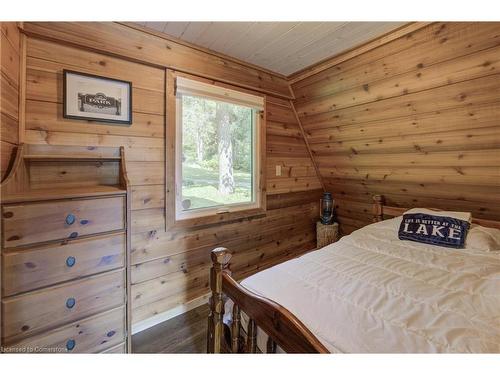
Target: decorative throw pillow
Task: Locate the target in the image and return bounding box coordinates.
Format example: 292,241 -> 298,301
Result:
398,212 -> 471,248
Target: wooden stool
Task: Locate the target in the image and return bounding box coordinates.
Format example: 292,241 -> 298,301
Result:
316,222 -> 339,248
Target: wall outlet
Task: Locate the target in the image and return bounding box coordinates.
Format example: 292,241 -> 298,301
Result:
275,165 -> 282,176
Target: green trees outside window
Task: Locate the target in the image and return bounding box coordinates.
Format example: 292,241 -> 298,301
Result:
180,95 -> 254,211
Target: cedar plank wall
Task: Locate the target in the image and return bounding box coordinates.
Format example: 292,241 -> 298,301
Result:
291,22 -> 500,235
0,23 -> 21,180
16,22 -> 322,328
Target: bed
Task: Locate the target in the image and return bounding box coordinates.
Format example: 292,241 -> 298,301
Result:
206,195 -> 500,353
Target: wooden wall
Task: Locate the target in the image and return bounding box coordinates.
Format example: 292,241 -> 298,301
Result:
1,23 -> 21,180
22,22 -> 292,99
10,20 -> 499,329
13,22 -> 322,328
291,22 -> 500,234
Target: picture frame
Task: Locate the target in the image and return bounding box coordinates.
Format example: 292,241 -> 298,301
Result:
63,69 -> 132,125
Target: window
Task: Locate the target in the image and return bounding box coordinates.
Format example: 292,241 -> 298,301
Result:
173,75 -> 265,222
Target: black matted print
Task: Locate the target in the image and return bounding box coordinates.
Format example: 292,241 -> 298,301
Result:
63,70 -> 132,124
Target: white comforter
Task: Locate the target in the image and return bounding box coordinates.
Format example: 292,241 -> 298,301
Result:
236,217 -> 500,353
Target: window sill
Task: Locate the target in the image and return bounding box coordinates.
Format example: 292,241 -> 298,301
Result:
166,206 -> 266,231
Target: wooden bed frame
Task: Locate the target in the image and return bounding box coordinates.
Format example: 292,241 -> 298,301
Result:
372,195 -> 500,229
207,194 -> 500,353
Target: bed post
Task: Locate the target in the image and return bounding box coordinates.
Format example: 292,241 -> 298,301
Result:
231,304 -> 241,353
207,247 -> 232,353
373,195 -> 384,222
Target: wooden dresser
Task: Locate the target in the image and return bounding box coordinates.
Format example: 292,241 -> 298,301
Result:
0,144 -> 131,353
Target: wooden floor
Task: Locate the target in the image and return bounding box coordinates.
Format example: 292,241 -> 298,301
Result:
132,304 -> 209,353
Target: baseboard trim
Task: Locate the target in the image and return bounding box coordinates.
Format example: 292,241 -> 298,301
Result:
131,293 -> 211,335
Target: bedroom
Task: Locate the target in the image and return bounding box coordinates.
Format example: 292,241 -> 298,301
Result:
1,0 -> 499,372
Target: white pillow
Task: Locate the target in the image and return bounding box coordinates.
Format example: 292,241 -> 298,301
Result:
403,208 -> 472,223
465,224 -> 500,251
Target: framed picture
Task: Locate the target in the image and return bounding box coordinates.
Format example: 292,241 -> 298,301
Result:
63,70 -> 132,125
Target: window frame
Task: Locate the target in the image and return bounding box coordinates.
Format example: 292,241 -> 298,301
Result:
166,70 -> 267,230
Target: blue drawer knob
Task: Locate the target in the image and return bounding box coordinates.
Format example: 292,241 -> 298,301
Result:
69,232 -> 78,239
66,256 -> 76,267
66,339 -> 76,351
66,297 -> 76,309
65,214 -> 76,225
107,330 -> 116,337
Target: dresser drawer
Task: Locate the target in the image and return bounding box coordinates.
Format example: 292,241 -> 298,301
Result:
4,307 -> 126,353
2,233 -> 126,296
2,196 -> 125,248
101,341 -> 127,353
2,269 -> 125,342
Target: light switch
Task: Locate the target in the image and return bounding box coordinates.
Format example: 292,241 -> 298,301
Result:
276,165 -> 282,176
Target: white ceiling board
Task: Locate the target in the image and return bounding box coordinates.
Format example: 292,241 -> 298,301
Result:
163,22 -> 190,38
209,23 -> 257,52
138,22 -> 407,76
248,22 -> 325,63
272,22 -> 403,74
144,22 -> 167,33
256,22 -> 347,72
195,22 -> 243,50
211,22 -> 279,61
180,22 -> 212,43
233,22 -> 298,61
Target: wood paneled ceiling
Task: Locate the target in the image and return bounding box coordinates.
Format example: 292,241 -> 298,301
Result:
135,22 -> 406,76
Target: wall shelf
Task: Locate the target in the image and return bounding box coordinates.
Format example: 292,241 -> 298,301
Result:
23,155 -> 122,162
1,185 -> 127,204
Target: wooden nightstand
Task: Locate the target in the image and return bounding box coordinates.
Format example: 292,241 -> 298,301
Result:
316,222 -> 339,248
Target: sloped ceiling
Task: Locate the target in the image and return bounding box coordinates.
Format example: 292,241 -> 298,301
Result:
135,22 -> 405,76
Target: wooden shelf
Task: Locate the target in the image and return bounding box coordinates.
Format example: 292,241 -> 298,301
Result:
1,185 -> 126,204
24,155 -> 121,162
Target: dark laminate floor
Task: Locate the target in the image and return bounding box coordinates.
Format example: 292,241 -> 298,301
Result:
132,304 -> 209,353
